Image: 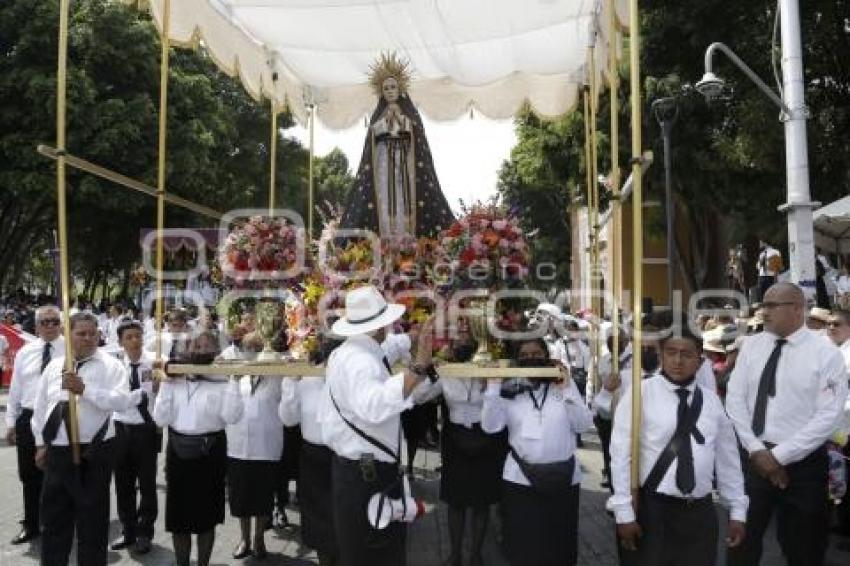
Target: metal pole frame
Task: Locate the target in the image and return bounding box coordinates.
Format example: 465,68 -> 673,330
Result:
629,0 -> 645,491
269,100 -> 278,215
609,0 -> 621,381
55,0 -> 81,464
588,41 -> 602,397
308,103 -> 316,238
154,0 -> 172,364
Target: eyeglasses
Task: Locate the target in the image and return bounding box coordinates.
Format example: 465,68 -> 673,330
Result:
761,301 -> 796,310
38,319 -> 61,327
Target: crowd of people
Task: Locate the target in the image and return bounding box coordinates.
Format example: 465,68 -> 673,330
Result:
3,282 -> 850,566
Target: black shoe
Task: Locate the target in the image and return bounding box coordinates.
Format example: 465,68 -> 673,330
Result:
133,537 -> 152,555
11,527 -> 39,545
110,534 -> 136,551
233,541 -> 252,559
600,480 -> 612,489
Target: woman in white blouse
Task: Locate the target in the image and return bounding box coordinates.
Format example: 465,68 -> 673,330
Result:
429,329 -> 507,566
153,331 -> 241,566
482,337 -> 593,566
278,337 -> 342,566
222,333 -> 284,560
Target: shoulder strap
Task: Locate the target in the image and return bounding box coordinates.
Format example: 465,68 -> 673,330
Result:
329,390 -> 398,463
642,386 -> 704,494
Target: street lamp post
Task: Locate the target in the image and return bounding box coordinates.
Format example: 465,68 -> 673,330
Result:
651,97 -> 679,307
696,0 -> 817,291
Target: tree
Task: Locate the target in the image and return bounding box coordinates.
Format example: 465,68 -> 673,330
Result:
0,0 -> 310,297
499,0 -> 850,292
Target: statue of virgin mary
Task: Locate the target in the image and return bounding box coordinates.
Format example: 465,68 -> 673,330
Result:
340,53 -> 455,238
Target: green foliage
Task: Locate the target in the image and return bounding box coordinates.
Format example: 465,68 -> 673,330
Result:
499,0 -> 850,291
0,0 -> 334,298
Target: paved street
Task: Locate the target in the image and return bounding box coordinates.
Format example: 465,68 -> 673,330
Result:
0,392 -> 848,565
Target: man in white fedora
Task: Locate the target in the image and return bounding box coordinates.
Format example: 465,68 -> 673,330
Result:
319,285 -> 434,566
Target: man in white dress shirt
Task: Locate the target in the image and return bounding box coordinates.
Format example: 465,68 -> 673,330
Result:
756,241 -> 782,302
319,286 -> 433,566
726,282 -> 848,566
610,323 -> 747,565
4,305 -> 64,545
32,312 -> 142,566
110,320 -> 159,555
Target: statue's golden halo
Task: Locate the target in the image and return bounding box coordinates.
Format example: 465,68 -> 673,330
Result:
368,52 -> 413,98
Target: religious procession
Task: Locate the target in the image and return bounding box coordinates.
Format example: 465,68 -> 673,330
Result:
2,1 -> 850,566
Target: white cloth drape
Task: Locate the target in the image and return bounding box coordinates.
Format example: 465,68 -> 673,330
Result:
134,0 -> 628,128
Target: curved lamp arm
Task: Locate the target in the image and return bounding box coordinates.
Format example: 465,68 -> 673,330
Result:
705,41 -> 792,116
703,42 -> 791,116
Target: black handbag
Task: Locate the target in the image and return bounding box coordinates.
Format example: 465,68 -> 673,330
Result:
169,430 -> 217,460
510,446 -> 575,496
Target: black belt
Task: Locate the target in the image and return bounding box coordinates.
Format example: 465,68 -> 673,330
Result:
333,453 -> 398,471
642,489 -> 712,507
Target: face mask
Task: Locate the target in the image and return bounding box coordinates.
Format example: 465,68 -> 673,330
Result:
189,351 -> 216,365
517,358 -> 550,368
451,344 -> 476,362
641,348 -> 659,373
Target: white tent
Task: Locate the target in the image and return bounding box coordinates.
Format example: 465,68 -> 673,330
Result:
813,194 -> 850,254
137,0 -> 628,128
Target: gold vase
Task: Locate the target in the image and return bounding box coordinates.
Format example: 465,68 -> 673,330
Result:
466,297 -> 492,362
255,300 -> 282,361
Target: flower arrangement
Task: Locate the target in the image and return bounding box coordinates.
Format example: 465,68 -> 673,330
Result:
436,201 -> 530,291
218,215 -> 302,289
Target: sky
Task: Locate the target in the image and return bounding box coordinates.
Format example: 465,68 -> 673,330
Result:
287,113 -> 517,214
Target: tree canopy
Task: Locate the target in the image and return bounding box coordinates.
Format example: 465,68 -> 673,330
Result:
498,0 -> 850,291
0,0 -> 353,299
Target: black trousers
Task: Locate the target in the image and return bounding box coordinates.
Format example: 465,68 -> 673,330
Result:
15,409 -> 43,531
727,447 -> 830,566
331,454 -> 406,566
594,415 -> 613,486
40,441 -> 114,566
501,481 -> 580,566
113,422 -> 159,539
619,491 -> 718,566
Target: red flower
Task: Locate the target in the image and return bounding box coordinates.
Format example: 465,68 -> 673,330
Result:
460,247 -> 477,265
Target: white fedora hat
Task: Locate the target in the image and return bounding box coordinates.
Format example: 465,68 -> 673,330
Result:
331,286 -> 406,337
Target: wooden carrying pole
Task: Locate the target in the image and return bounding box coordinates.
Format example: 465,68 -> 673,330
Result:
54,0 -> 81,464
629,0 -> 644,490
166,361 -> 562,380
154,0 -> 171,364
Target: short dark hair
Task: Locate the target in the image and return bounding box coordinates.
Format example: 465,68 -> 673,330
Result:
168,309 -> 189,324
116,320 -> 144,340
69,312 -> 98,330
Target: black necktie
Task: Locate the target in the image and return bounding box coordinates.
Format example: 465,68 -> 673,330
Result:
382,356 -> 392,374
675,388 -> 696,494
41,342 -> 52,373
129,363 -> 141,390
752,338 -> 787,436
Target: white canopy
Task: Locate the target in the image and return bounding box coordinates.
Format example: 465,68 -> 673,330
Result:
813,195 -> 850,254
139,0 -> 628,129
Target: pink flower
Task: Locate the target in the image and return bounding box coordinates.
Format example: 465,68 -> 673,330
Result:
479,219 -> 490,229
248,255 -> 259,269
493,220 -> 507,231
499,238 -> 510,249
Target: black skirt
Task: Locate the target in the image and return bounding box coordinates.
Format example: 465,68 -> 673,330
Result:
501,480 -> 579,566
228,458 -> 278,518
299,441 -> 337,555
165,429 -> 227,534
440,421 -> 507,507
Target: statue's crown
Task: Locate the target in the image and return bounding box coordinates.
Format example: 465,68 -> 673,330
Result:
368,52 -> 412,97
